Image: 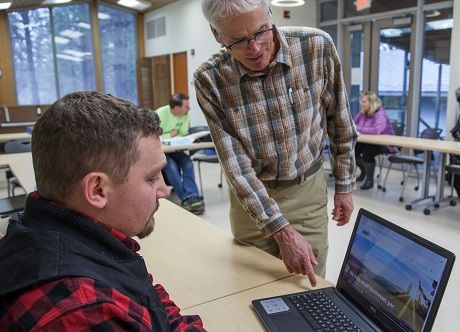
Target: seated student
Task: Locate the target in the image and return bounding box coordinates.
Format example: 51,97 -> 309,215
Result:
354,91 -> 397,190
156,93 -> 205,215
0,91 -> 206,331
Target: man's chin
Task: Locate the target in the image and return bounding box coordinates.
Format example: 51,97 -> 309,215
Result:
137,218 -> 155,239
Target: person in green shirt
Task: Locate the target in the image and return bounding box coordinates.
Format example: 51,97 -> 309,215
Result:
156,93 -> 205,215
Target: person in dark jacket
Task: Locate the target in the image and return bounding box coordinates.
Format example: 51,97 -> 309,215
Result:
0,91 -> 206,331
354,91 -> 396,190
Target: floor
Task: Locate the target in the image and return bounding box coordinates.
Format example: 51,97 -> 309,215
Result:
1,157 -> 458,330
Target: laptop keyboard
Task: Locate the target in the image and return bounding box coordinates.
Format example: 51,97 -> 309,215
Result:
288,291 -> 363,332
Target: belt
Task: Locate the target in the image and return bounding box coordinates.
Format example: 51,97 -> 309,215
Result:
262,161 -> 322,189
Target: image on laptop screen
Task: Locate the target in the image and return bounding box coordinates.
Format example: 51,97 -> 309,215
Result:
341,214 -> 448,332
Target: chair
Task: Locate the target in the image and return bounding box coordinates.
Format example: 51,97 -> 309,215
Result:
0,194 -> 27,217
445,164 -> 460,202
381,128 -> 442,202
376,121 -> 405,189
4,139 -> 32,197
188,126 -> 223,197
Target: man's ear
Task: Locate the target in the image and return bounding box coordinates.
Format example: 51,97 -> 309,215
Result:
81,172 -> 109,209
210,25 -> 222,44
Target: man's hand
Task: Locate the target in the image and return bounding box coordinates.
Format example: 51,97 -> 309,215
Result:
273,225 -> 318,287
170,129 -> 179,137
331,192 -> 354,226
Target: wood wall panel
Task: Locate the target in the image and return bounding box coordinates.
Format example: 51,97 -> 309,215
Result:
0,12 -> 16,105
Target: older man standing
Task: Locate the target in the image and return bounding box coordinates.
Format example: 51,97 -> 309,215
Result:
194,0 -> 357,286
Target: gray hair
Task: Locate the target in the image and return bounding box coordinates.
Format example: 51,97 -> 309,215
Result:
201,0 -> 269,30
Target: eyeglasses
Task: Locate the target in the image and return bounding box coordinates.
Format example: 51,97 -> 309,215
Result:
218,25 -> 276,52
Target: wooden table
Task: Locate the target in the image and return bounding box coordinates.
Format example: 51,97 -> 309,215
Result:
182,274 -> 332,331
0,132 -> 31,143
162,141 -> 214,153
0,152 -> 34,193
358,134 -> 460,213
139,198 -> 294,309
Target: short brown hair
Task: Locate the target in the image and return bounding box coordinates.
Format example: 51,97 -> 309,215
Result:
169,93 -> 189,109
32,91 -> 163,203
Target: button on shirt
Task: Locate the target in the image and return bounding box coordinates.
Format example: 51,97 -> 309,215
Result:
194,27 -> 357,237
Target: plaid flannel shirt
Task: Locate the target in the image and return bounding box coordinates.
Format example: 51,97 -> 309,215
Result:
0,205 -> 205,331
194,27 -> 357,237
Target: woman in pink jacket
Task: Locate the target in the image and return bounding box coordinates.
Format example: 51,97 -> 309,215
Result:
354,91 -> 397,190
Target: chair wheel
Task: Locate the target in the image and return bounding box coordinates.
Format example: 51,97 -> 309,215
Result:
434,204 -> 439,208
405,204 -> 412,210
399,197 -> 404,202
382,188 -> 386,192
400,181 -> 404,185
450,200 -> 457,206
218,184 -> 222,188
414,186 -> 419,191
423,208 -> 431,215
377,185 -> 382,189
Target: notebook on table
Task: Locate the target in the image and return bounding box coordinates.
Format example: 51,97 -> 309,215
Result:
252,208 -> 455,332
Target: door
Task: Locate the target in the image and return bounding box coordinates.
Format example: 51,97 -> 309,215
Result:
137,58 -> 153,108
344,18 -> 414,134
152,55 -> 171,110
172,51 -> 188,96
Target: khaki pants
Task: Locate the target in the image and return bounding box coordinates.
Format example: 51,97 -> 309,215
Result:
229,167 -> 329,277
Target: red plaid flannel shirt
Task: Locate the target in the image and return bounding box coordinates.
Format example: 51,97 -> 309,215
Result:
0,219 -> 205,331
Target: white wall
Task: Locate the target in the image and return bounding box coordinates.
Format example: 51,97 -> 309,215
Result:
144,0 -> 317,127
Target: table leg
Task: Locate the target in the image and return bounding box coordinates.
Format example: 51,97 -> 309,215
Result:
423,152 -> 457,215
406,150 -> 435,210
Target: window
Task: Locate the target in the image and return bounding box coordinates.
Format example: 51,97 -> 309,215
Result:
8,8 -> 58,104
52,3 -> 97,97
98,4 -> 138,104
8,3 -> 138,105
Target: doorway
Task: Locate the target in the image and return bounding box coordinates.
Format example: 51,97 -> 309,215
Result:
345,17 -> 413,133
343,10 -> 452,137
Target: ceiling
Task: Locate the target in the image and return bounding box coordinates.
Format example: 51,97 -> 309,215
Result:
6,0 -> 179,14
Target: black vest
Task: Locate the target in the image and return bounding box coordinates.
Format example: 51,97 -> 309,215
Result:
0,194 -> 169,331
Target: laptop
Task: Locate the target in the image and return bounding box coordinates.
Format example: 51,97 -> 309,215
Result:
252,208 -> 455,332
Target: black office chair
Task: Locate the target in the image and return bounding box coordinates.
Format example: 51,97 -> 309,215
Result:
376,121 -> 406,189
445,164 -> 460,203
0,194 -> 27,218
4,139 -> 31,197
188,126 -> 223,197
381,128 -> 442,202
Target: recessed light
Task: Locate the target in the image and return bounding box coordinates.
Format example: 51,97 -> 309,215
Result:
42,0 -> 72,5
0,2 -> 12,10
118,0 -> 151,11
270,0 -> 305,7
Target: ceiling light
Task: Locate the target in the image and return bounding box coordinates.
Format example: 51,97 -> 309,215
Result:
0,2 -> 12,10
54,36 -> 70,44
426,19 -> 453,31
270,0 -> 305,7
118,0 -> 151,11
77,22 -> 91,29
42,0 -> 72,5
97,13 -> 111,20
60,29 -> 84,39
57,54 -> 84,62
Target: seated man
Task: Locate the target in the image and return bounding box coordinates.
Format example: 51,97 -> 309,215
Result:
156,93 -> 205,215
0,91 -> 206,331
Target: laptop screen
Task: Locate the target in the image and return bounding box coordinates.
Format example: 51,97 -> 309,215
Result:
338,210 -> 453,332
